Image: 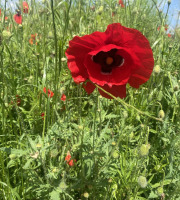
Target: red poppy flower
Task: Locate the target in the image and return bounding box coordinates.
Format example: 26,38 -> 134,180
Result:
29,34 -> 37,45
23,1 -> 29,13
167,33 -> 171,38
13,14 -> 22,24
43,87 -> 54,98
65,151 -> 71,162
65,23 -> 154,99
61,94 -> 66,101
68,159 -> 76,166
157,26 -> 160,31
119,0 -> 125,8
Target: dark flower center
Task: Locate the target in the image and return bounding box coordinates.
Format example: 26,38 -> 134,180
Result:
92,49 -> 124,74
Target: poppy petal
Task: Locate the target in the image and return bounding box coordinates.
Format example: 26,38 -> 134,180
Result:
98,84 -> 126,99
13,14 -> 22,24
83,81 -> 96,94
65,32 -> 106,83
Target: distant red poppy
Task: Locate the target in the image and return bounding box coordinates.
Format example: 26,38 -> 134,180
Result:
41,112 -> 45,120
157,26 -> 160,31
14,14 -> 22,24
29,34 -> 37,45
65,151 -> 71,162
68,159 -> 76,166
43,87 -> 54,98
0,8 -> 1,16
167,33 -> 171,38
23,1 -> 29,13
119,0 -> 125,8
5,16 -> 8,20
65,23 -> 154,99
61,94 -> 66,101
164,24 -> 168,31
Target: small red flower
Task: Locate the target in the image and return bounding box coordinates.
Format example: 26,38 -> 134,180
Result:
41,112 -> 45,120
68,159 -> 76,166
119,0 -> 125,8
65,151 -> 71,162
65,23 -> 154,99
23,1 -> 29,13
43,87 -> 54,98
167,33 -> 171,38
16,95 -> 21,106
29,34 -> 37,45
0,9 -> 1,16
5,16 -> 8,20
157,26 -> 160,31
61,94 -> 66,101
164,24 -> 168,31
65,151 -> 76,166
14,14 -> 22,24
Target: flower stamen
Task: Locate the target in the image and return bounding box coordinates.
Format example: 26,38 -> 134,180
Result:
106,57 -> 114,65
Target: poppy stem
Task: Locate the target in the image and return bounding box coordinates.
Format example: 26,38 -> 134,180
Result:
93,82 -> 163,122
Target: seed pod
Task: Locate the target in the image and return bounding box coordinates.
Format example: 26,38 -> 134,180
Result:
158,110 -> 165,119
138,176 -> 148,188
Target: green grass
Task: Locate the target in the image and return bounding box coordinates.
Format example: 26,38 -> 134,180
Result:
0,0 -> 180,199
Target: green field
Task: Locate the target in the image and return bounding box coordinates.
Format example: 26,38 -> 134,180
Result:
0,0 -> 180,199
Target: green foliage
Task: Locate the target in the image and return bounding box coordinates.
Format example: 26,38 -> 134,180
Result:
0,0 -> 180,199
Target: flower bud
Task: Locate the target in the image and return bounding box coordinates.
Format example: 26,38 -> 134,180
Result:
157,186 -> 163,196
2,30 -> 11,39
139,144 -> 151,156
168,0 -> 171,5
83,192 -> 89,198
173,84 -> 179,91
154,65 -> 161,74
112,150 -> 119,159
48,31 -> 53,39
138,176 -> 148,188
158,110 -> 165,119
9,154 -> 17,160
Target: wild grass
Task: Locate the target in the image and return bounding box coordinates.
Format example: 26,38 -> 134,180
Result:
0,0 -> 180,199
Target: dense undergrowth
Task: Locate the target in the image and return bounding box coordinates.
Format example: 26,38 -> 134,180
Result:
0,0 -> 180,199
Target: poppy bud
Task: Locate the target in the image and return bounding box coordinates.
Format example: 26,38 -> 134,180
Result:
157,187 -> 164,196
61,57 -> 67,62
137,114 -> 141,121
173,84 -> 179,91
59,181 -> 67,190
83,192 -> 89,198
158,110 -> 165,119
112,150 -> 119,158
9,154 -> 17,160
48,31 -> 53,39
168,0 -> 171,5
138,176 -> 148,188
157,91 -> 163,101
154,65 -> 161,74
2,30 -> 11,39
139,144 -> 150,156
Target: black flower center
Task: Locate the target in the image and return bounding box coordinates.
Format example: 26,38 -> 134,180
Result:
92,49 -> 124,74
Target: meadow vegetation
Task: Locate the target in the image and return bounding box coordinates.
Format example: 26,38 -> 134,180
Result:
0,0 -> 180,199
